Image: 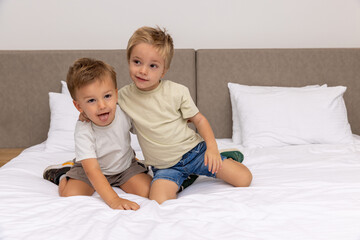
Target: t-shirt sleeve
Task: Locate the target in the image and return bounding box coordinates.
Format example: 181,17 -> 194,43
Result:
74,121 -> 97,162
180,86 -> 199,119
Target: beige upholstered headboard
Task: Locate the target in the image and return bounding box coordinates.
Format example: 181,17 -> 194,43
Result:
196,49 -> 360,138
0,49 -> 196,148
1,48 -> 359,147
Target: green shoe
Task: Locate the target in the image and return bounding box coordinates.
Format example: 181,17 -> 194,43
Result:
178,174 -> 199,193
220,149 -> 244,163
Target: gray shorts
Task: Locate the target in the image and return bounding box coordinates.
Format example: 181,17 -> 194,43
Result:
65,158 -> 149,188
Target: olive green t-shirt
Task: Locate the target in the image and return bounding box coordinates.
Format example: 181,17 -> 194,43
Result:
118,80 -> 203,169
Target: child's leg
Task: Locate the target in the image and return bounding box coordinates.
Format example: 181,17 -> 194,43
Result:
120,173 -> 152,198
149,179 -> 179,204
149,142 -> 209,204
58,161 -> 96,196
149,165 -> 185,204
216,158 -> 252,187
186,143 -> 252,187
59,177 -> 95,197
43,160 -> 94,196
112,158 -> 152,198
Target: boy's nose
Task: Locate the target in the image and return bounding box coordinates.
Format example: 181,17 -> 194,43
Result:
140,66 -> 148,75
98,100 -> 106,109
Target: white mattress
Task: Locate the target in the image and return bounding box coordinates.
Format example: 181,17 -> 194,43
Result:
1,137 -> 360,240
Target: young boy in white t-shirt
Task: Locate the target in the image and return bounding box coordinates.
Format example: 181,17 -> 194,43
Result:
43,58 -> 151,210
119,26 -> 253,204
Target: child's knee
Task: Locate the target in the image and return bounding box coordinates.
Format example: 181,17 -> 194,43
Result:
137,184 -> 151,198
59,187 -> 73,197
239,169 -> 252,187
149,194 -> 169,204
149,179 -> 178,204
59,185 -> 79,197
59,178 -> 94,197
233,164 -> 252,187
217,160 -> 252,187
149,190 -> 177,204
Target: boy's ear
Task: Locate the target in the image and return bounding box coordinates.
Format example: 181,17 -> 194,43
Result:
161,69 -> 168,78
73,100 -> 83,113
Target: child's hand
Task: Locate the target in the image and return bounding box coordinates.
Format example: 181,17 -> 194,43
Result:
204,148 -> 222,174
78,112 -> 90,122
109,197 -> 140,210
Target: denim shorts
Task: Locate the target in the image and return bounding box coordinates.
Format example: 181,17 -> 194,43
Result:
151,141 -> 226,188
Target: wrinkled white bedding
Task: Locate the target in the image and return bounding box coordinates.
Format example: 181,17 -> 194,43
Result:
1,137 -> 360,240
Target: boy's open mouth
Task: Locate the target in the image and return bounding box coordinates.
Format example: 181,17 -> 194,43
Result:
98,112 -> 110,122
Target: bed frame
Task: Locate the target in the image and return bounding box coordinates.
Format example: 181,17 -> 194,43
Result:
1,48 -> 359,148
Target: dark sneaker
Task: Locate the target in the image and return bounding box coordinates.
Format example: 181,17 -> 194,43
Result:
220,149 -> 244,163
43,161 -> 74,185
178,174 -> 199,193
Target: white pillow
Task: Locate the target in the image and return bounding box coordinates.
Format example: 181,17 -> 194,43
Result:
228,83 -> 325,144
233,86 -> 353,148
61,80 -> 70,95
46,91 -> 142,153
45,92 -> 79,152
130,133 -> 141,152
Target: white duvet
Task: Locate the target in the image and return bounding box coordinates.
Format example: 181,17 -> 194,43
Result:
1,137 -> 360,240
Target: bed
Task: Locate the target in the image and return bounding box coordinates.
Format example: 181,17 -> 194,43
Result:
1,49 -> 360,240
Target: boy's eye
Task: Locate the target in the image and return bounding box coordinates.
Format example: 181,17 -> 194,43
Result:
104,94 -> 111,99
150,64 -> 158,69
87,99 -> 95,103
133,60 -> 141,65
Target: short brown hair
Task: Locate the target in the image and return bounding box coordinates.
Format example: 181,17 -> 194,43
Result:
127,26 -> 174,70
66,58 -> 117,100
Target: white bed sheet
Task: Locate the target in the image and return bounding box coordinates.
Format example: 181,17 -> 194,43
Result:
1,137 -> 360,240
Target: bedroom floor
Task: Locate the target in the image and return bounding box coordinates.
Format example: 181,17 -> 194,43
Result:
0,148 -> 24,167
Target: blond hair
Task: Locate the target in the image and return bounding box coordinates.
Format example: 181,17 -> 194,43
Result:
127,26 -> 174,70
66,58 -> 117,100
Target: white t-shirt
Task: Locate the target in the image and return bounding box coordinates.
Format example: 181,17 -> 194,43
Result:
119,80 -> 203,169
74,105 -> 134,175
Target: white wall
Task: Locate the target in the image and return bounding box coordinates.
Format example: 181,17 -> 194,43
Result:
0,0 -> 359,50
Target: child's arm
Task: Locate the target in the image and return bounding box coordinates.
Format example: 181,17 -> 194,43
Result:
189,112 -> 222,174
81,158 -> 140,210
